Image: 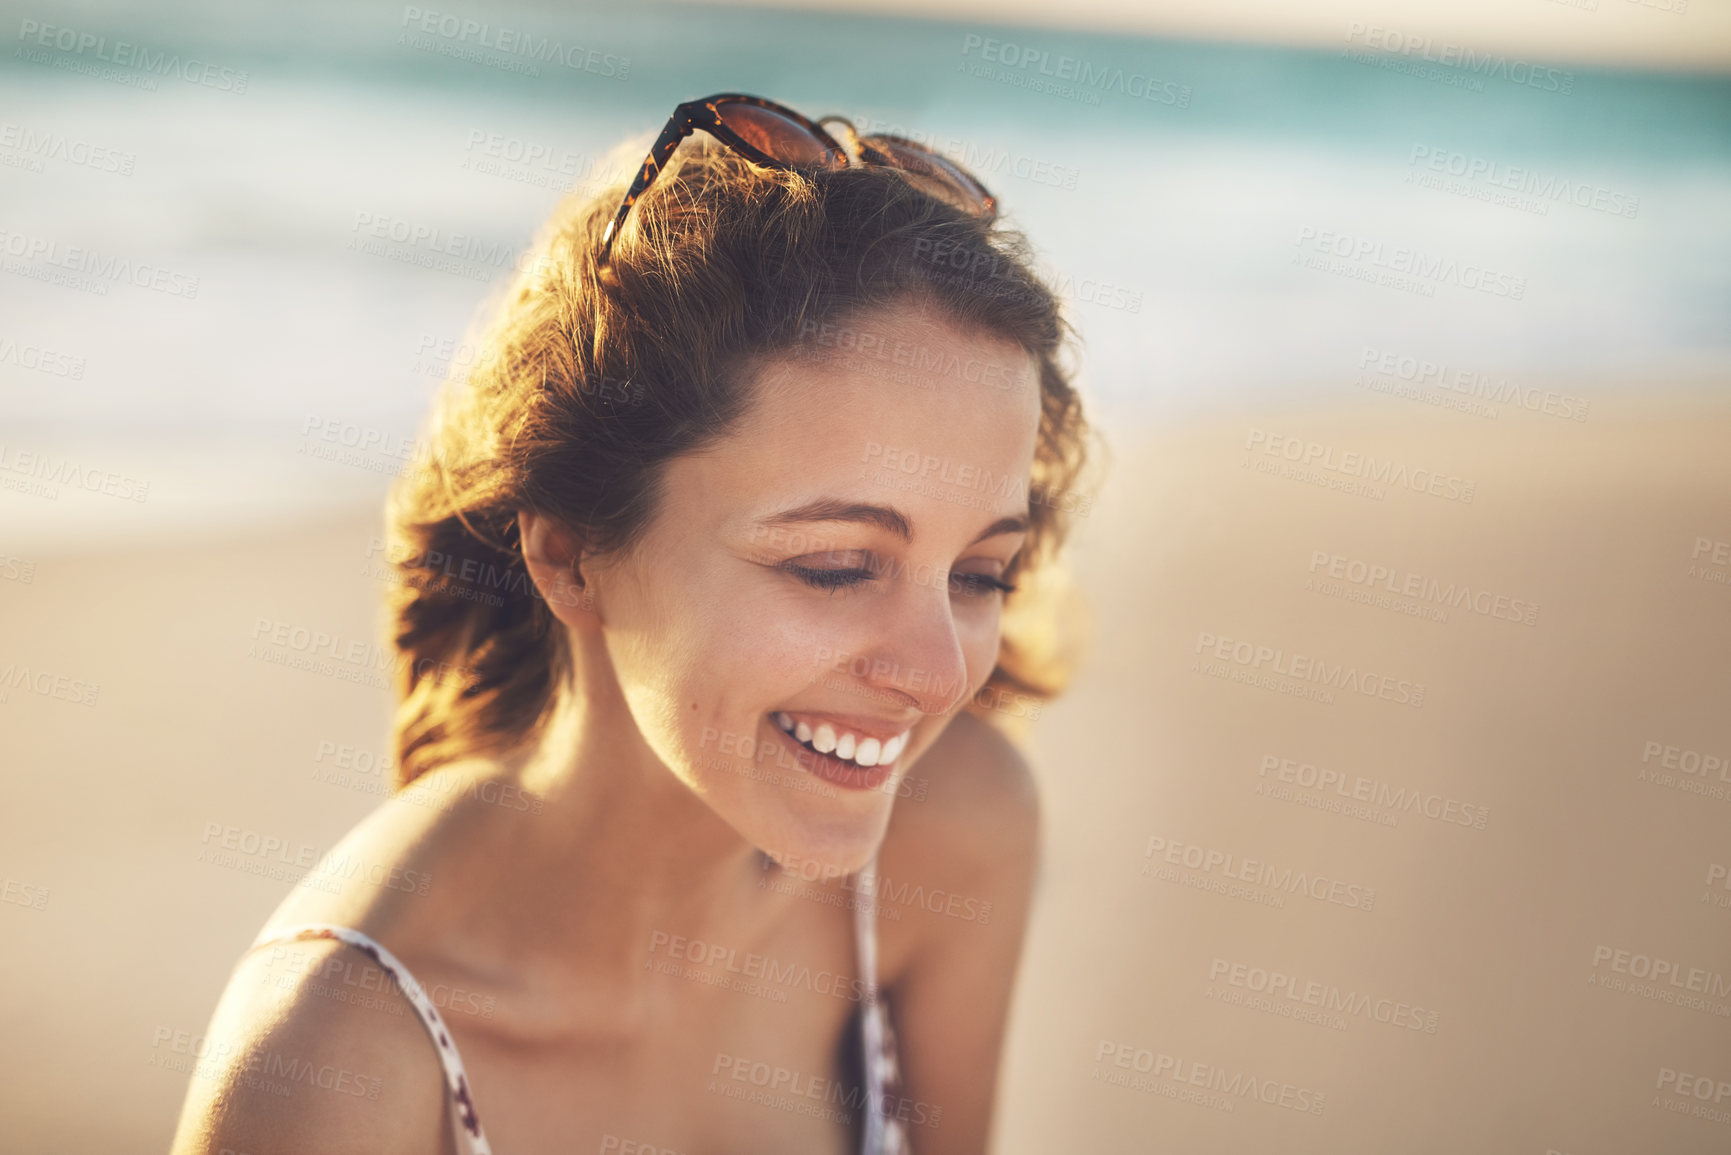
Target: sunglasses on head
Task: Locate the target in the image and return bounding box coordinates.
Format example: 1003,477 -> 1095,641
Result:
598,93 -> 998,267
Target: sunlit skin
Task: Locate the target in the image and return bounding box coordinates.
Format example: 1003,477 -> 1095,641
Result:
171,299 -> 1046,1155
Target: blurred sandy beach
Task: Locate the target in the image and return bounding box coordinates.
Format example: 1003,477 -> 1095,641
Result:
1001,384 -> 1731,1154
4,385 -> 1727,1152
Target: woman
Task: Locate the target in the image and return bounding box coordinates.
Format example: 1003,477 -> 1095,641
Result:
171,94 -> 1092,1155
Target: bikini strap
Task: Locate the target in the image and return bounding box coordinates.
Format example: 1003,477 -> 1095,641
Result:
246,923 -> 494,1155
851,854 -> 910,1154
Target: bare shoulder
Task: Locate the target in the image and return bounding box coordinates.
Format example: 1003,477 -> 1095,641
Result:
169,935 -> 452,1155
879,710 -> 1041,904
904,709 -> 1039,847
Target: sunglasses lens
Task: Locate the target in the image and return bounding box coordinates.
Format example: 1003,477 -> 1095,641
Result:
866,137 -> 996,218
715,102 -> 845,168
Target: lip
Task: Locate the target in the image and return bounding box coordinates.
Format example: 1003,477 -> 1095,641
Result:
766,715 -> 896,792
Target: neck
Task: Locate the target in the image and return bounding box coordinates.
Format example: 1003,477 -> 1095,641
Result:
473,623 -> 787,970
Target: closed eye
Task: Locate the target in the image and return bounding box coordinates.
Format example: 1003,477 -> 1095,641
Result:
781,561 -> 1016,598
950,573 -> 1016,597
785,564 -> 875,592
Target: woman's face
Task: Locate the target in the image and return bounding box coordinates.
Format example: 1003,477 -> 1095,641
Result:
587,299 -> 1043,873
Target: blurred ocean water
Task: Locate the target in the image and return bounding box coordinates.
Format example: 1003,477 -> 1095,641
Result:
1,0 -> 1728,548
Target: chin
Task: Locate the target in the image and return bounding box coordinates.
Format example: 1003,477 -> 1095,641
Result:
742,710 -> 912,873
754,818 -> 887,882
692,708 -> 922,877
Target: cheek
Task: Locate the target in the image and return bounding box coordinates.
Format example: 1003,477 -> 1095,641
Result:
596,557 -> 739,757
609,563 -> 805,729
673,593 -> 833,748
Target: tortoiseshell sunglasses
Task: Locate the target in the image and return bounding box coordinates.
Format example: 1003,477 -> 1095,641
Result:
598,92 -> 998,267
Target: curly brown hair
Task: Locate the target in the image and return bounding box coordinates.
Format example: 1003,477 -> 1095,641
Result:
381,127 -> 1095,789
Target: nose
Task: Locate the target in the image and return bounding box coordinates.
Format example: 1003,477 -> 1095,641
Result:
831,562 -> 975,717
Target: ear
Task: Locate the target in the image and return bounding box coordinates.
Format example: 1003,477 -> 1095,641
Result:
517,509 -> 600,627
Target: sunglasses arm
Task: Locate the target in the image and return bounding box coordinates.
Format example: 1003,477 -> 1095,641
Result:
600,113 -> 697,256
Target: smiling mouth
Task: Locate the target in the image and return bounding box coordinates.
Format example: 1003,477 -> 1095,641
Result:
764,713 -> 903,791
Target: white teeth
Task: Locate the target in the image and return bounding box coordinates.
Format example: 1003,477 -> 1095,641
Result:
770,714 -> 912,768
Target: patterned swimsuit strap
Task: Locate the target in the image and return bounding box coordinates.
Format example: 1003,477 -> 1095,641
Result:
854,854 -> 885,1153
246,923 -> 494,1155
853,851 -> 910,1155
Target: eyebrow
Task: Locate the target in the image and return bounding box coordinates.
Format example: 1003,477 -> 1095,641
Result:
758,499 -> 1029,547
